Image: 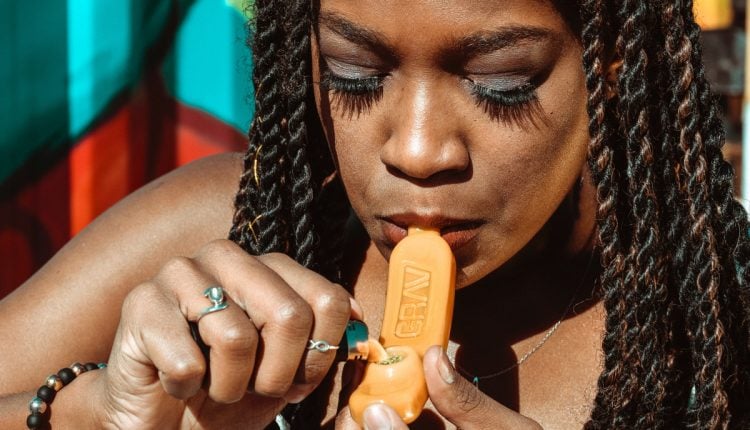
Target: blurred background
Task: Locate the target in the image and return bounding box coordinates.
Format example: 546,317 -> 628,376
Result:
0,0 -> 746,297
0,0 -> 253,294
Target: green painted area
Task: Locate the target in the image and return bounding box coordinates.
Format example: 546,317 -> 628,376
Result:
0,0 -> 70,185
162,0 -> 254,133
0,0 -> 252,186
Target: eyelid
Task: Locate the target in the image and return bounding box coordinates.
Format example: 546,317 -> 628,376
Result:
465,74 -> 533,92
323,56 -> 384,79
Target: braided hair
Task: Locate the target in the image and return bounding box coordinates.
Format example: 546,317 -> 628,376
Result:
581,0 -> 750,428
231,0 -> 750,427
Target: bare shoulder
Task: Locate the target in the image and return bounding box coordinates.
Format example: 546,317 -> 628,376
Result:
0,152 -> 245,393
57,151 -> 245,271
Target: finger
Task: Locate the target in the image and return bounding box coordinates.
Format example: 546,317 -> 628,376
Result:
362,404 -> 410,430
422,346 -> 542,430
154,256 -> 260,403
115,281 -> 206,400
257,253 -> 352,399
193,241 -> 313,398
180,287 -> 258,403
202,310 -> 258,404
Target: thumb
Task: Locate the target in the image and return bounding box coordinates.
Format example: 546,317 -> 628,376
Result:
422,345 -> 542,430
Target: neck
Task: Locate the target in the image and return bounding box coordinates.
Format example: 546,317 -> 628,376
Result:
453,242 -> 598,342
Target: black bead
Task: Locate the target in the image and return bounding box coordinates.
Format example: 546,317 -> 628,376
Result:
84,362 -> 98,371
26,412 -> 45,429
37,385 -> 56,403
58,368 -> 76,385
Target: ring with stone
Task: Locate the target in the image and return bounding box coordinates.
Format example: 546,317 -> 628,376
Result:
307,339 -> 340,353
197,285 -> 229,321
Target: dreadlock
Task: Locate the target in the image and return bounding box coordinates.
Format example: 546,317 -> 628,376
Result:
232,0 -> 750,428
581,0 -> 750,428
229,0 -> 347,425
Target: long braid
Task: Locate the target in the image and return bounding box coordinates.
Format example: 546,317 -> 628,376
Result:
255,0 -> 289,254
660,1 -> 691,292
616,2 -> 673,426
581,1 -> 631,427
230,0 -> 288,254
603,2 -> 649,425
686,7 -> 750,423
284,0 -> 317,268
655,0 -> 693,420
581,1 -> 749,427
582,0 -> 749,427
229,0 -> 273,250
669,3 -> 730,427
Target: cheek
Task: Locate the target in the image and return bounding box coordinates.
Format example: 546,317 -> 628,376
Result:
334,124 -> 383,214
311,42 -> 380,191
484,53 -> 589,213
468,79 -> 589,271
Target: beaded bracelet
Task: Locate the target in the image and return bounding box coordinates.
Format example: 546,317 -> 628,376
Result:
26,362 -> 107,429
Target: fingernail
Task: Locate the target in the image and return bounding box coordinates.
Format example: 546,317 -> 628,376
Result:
363,404 -> 393,430
437,347 -> 455,384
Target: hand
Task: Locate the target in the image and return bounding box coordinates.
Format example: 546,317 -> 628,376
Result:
93,239 -> 360,429
361,346 -> 543,430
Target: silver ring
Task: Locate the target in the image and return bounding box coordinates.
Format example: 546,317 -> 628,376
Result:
197,286 -> 229,321
307,339 -> 340,353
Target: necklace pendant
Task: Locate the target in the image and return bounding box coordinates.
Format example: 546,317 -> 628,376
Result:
472,376 -> 479,388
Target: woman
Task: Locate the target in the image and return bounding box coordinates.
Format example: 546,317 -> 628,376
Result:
1,0 -> 748,428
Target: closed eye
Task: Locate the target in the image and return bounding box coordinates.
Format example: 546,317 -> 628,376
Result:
319,69 -> 386,118
467,80 -> 543,128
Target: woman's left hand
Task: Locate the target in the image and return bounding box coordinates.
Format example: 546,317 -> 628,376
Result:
361,345 -> 543,430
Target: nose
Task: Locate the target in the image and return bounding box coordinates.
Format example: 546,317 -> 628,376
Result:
380,80 -> 470,180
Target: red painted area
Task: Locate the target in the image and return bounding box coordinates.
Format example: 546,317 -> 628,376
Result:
0,227 -> 39,292
0,77 -> 247,298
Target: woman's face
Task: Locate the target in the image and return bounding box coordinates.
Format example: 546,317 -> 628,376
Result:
311,0 -> 590,287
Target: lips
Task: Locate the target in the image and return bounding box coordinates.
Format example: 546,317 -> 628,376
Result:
379,213 -> 484,251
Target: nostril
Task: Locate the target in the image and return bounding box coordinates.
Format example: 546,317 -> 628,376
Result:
381,138 -> 470,181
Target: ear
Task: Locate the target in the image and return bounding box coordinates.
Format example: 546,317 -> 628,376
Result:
605,58 -> 622,100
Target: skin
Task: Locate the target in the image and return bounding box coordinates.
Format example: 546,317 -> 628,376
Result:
0,1 -> 606,429
314,1 -> 603,428
314,0 -> 592,288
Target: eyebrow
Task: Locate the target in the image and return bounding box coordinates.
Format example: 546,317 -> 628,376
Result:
452,27 -> 554,57
318,12 -> 397,60
318,11 -> 553,60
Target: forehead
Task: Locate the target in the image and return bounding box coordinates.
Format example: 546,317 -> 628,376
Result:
316,0 -> 572,40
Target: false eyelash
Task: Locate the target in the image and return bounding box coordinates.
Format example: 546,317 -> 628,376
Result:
470,82 -> 543,128
319,68 -> 542,127
320,69 -> 385,118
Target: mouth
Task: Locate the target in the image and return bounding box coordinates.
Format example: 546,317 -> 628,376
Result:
378,213 -> 484,251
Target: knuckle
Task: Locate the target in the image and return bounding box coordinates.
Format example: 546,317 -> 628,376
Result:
311,288 -> 351,320
215,322 -> 257,354
162,358 -> 205,385
271,299 -> 313,332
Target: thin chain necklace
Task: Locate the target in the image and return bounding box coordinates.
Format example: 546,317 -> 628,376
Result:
455,252 -> 595,389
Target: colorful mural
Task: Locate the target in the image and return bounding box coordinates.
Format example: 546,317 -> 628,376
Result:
0,0 -> 254,296
1,0 -> 742,296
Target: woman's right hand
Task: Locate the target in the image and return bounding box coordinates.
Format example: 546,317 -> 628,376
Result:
93,239 -> 359,429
